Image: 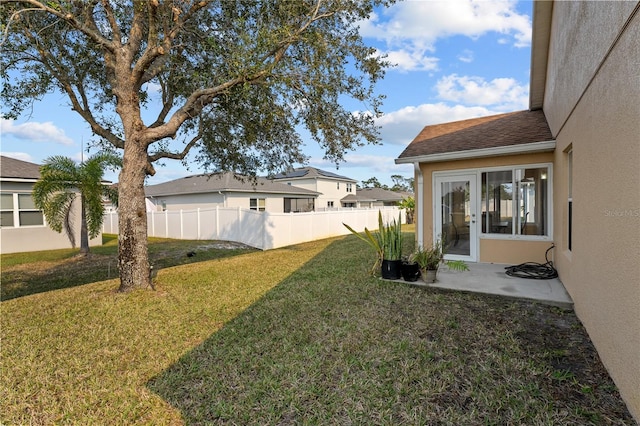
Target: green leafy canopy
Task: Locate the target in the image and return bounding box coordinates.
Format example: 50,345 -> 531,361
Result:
1,0 -> 394,176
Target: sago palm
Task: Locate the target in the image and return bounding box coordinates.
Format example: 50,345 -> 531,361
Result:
32,152 -> 121,254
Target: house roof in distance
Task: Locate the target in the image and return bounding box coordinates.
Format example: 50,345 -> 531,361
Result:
0,156 -> 41,180
397,110 -> 553,161
358,187 -> 405,202
341,187 -> 406,203
273,166 -> 357,183
145,172 -> 320,198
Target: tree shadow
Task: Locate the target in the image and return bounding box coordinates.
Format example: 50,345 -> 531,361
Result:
146,235 -> 633,425
0,239 -> 256,301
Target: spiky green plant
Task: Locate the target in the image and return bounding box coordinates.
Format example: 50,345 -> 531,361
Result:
343,211 -> 403,275
409,237 -> 469,273
32,152 -> 121,254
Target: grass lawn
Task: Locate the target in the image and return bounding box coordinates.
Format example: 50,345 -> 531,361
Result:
1,229 -> 634,424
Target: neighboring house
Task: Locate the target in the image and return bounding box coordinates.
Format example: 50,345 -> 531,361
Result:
396,1 -> 639,419
0,156 -> 102,254
341,187 -> 405,208
273,167 -> 357,210
145,171 -> 319,213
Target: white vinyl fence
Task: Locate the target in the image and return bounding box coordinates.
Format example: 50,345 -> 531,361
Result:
103,206 -> 405,250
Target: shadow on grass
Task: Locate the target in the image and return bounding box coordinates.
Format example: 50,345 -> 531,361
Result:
0,236 -> 256,301
147,235 -> 633,425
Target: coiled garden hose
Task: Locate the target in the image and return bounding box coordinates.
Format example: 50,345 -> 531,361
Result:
505,244 -> 559,279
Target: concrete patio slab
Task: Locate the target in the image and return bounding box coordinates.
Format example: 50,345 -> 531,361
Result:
400,262 -> 573,308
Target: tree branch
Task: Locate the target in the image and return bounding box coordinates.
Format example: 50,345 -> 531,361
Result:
100,0 -> 121,45
147,132 -> 202,162
132,1 -> 212,89
158,71 -> 269,141
148,75 -> 174,128
18,21 -> 124,149
1,0 -> 116,52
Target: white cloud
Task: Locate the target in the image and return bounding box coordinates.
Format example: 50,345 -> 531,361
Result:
143,82 -> 162,93
376,103 -> 496,146
361,0 -> 531,72
0,118 -> 74,145
457,49 -> 474,63
0,151 -> 35,162
383,48 -> 439,72
435,74 -> 529,109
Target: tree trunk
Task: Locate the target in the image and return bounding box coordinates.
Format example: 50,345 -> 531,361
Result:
79,194 -> 90,255
117,143 -> 151,292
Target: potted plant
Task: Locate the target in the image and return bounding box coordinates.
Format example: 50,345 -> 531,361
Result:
400,255 -> 421,282
410,239 -> 468,283
343,211 -> 403,279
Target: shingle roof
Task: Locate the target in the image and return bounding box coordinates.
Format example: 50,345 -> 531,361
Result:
0,156 -> 41,180
341,188 -> 405,203
397,110 -> 553,160
273,166 -> 357,182
358,188 -> 404,202
145,172 -> 320,197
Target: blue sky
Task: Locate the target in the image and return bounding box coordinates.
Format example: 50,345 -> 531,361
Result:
0,0 -> 533,187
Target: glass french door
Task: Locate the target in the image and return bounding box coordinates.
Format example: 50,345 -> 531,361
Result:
434,174 -> 477,261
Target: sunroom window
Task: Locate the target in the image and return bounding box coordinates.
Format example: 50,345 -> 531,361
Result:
481,166 -> 549,236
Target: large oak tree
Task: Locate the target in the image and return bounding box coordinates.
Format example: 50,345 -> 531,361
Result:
1,0 -> 391,291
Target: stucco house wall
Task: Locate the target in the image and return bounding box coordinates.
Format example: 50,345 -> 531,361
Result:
542,1 -> 640,418
315,178 -> 353,208
224,192 -> 290,213
144,172 -> 319,214
418,152 -> 554,265
1,181 -> 101,254
148,192 -> 225,211
273,167 -> 357,210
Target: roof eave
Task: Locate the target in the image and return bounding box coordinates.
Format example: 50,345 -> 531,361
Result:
395,140 -> 556,165
0,177 -> 40,183
146,187 -> 320,197
274,175 -> 357,183
529,0 -> 554,110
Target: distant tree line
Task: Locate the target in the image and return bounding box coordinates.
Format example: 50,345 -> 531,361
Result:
359,175 -> 414,192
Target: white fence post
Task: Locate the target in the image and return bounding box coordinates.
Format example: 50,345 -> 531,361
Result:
197,208 -> 201,240
180,209 -> 184,239
215,206 -> 220,239
164,209 -> 168,237
262,211 -> 268,250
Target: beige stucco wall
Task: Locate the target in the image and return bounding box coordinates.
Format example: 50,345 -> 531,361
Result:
545,2 -> 640,419
417,152 -> 554,265
543,1 -> 639,135
152,191 -> 299,214
225,193 -> 288,213
1,182 -> 102,254
316,179 -> 353,209
150,192 -> 225,211
479,239 -> 553,265
274,176 -> 355,210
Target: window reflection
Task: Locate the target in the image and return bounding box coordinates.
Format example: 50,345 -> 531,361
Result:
441,180 -> 470,256
481,167 -> 548,236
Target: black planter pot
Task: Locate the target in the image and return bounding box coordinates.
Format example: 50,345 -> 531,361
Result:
381,259 -> 402,280
401,261 -> 421,282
